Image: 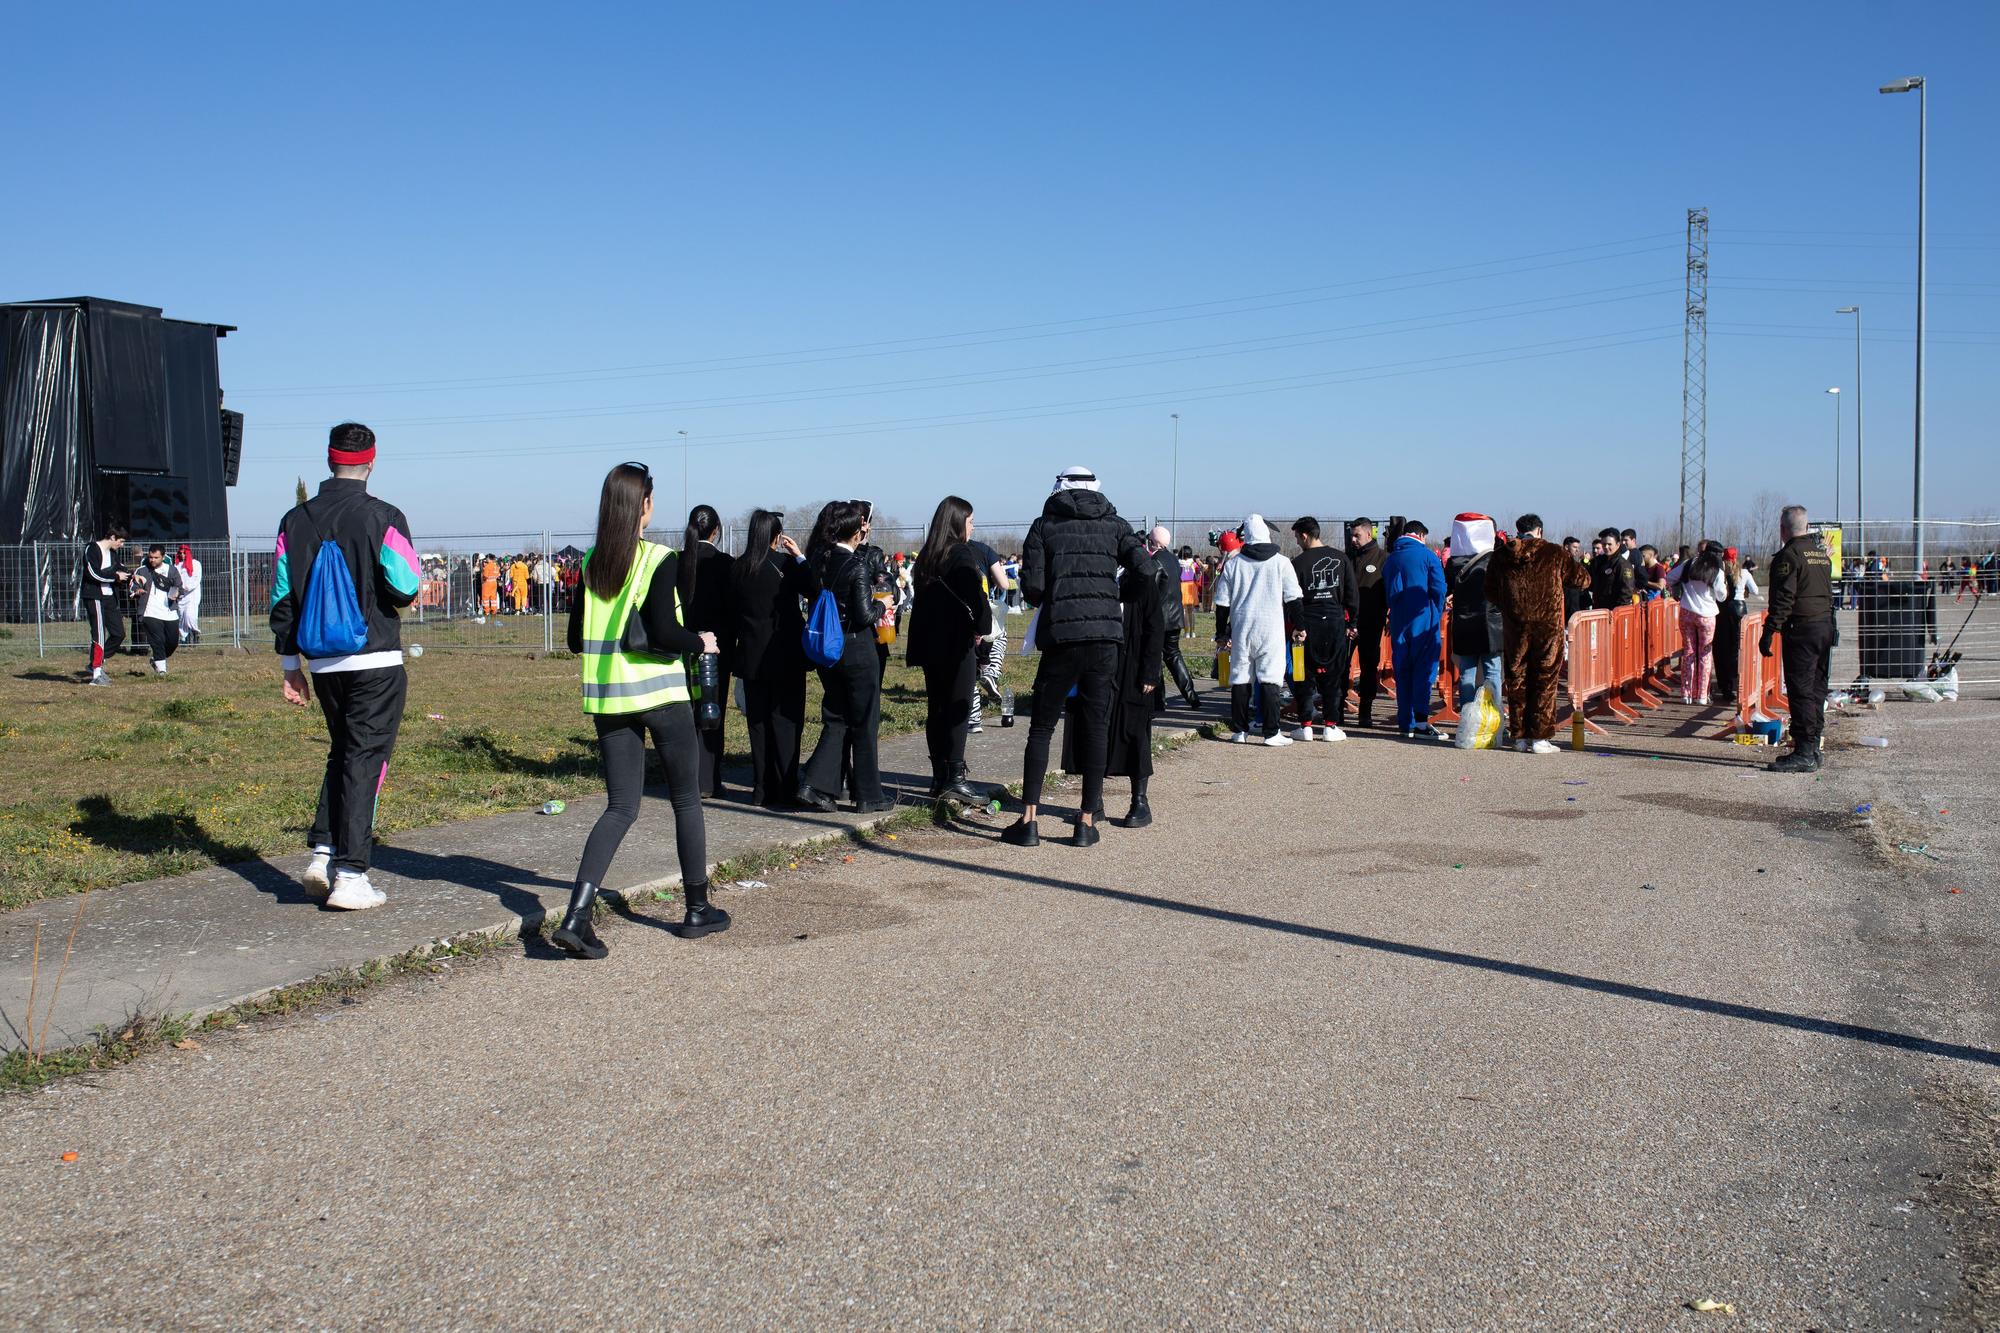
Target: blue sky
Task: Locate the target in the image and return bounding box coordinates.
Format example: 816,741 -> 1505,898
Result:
7,2 -> 1996,545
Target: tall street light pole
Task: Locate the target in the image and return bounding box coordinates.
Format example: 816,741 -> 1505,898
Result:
677,429 -> 690,518
1825,388 -> 1841,540
1837,306 -> 1863,562
1169,413 -> 1181,538
1880,75 -> 1927,574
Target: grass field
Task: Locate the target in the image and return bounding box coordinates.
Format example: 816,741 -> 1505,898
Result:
0,625 -> 1077,912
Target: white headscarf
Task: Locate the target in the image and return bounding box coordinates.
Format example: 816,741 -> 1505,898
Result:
1052,465 -> 1100,494
1450,514 -> 1496,557
1242,514 -> 1272,546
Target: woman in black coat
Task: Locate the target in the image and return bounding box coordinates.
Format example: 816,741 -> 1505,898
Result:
730,509 -> 817,810
797,501 -> 892,813
906,495 -> 993,805
1064,561 -> 1164,828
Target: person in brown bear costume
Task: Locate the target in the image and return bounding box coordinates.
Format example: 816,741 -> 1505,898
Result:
1487,513 -> 1591,753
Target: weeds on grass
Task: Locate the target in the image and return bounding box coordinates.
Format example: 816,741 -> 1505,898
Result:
15,900 -> 86,1070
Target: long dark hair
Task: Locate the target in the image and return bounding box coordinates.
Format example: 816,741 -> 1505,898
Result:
806,500 -> 863,564
679,503 -> 720,605
586,463 -> 652,600
1685,543 -> 1725,587
914,495 -> 972,585
735,509 -> 783,596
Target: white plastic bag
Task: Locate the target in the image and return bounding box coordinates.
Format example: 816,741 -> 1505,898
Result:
1453,684 -> 1505,750
1019,609 -> 1040,656
1933,667 -> 1960,702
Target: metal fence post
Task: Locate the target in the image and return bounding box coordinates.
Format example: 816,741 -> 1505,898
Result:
33,542 -> 45,658
231,536 -> 244,651
543,528 -> 554,653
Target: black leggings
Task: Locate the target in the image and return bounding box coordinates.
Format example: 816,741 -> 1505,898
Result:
577,701 -> 708,888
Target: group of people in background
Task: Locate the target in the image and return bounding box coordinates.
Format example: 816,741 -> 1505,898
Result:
78,532 -> 205,683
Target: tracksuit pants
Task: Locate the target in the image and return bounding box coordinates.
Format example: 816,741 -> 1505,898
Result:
142,617 -> 181,668
310,665 -> 409,875
1391,632 -> 1440,732
86,596 -> 124,671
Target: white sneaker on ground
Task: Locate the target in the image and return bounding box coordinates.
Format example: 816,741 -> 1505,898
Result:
1320,726 -> 1347,742
1228,731 -> 1249,744
153,661 -> 167,675
301,849 -> 333,895
87,671 -> 112,687
1287,726 -> 1313,742
327,872 -> 386,911
1265,733 -> 1295,747
1528,739 -> 1559,755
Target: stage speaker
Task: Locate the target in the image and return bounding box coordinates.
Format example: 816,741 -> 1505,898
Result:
220,409 -> 245,486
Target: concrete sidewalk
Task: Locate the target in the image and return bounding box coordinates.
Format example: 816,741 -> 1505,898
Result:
0,692 -> 1215,1051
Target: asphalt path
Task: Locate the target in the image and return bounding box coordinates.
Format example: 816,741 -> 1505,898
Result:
1,694 -> 1995,1329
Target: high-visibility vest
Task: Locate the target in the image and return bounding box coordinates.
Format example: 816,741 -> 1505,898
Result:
578,541 -> 692,714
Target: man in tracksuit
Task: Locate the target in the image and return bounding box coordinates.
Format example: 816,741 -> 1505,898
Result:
1383,520 -> 1449,741
1289,516 -> 1358,740
80,525 -> 131,685
1346,518 -> 1389,727
271,423 -> 422,911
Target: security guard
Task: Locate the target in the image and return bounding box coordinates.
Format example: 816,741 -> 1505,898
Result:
1760,503 -> 1836,772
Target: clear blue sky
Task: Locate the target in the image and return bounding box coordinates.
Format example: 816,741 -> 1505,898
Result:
7,1 -> 1996,545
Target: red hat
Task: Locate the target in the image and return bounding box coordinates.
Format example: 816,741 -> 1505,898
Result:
1725,546 -> 1739,561
1219,531 -> 1244,552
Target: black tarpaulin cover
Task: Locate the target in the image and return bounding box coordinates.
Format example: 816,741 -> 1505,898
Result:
0,306 -> 88,545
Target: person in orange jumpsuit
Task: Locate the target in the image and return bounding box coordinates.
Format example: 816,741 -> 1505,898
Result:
480,555 -> 501,615
509,556 -> 531,613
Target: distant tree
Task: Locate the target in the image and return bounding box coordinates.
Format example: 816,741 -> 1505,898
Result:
295,476 -> 309,506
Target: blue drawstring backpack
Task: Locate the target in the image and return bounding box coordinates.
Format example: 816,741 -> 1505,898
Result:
295,514 -> 370,659
801,589 -> 845,667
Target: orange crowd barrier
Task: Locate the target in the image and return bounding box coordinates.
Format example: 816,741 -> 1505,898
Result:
1642,597 -> 1680,694
1433,617 -> 1458,723
1706,612 -> 1788,739
1562,610 -> 1615,734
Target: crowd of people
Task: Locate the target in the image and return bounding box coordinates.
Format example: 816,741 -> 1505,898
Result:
66,421 -> 1848,943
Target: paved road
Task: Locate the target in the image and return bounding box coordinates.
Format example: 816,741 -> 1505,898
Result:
1,695 -> 1995,1328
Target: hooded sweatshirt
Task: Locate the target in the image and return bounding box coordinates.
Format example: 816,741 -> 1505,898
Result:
1019,487 -> 1147,646
1213,515 -> 1303,670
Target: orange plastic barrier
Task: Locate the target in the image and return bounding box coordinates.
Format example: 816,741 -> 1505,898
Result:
1706,613 -> 1787,738
1563,610 -> 1615,734
1433,617 -> 1458,723
1642,597 -> 1680,693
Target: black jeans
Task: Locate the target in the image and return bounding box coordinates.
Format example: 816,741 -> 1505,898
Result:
923,654 -> 976,781
803,645 -> 885,804
310,665 -> 409,875
1231,683 -> 1283,737
578,701 -> 707,888
743,673 -> 807,806
696,667 -> 732,797
1354,612 -> 1386,713
1290,622 -> 1350,727
1022,642 -> 1116,814
1780,617 -> 1835,747
1713,611 -> 1743,697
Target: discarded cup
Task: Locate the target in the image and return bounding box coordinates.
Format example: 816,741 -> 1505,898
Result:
539,800 -> 566,815
1857,737 -> 1889,748
408,643 -> 425,658
987,799 -> 1004,816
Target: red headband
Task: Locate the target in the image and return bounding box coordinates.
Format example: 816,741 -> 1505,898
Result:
329,443 -> 376,467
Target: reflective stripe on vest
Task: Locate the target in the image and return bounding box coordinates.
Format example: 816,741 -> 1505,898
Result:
578,542 -> 692,714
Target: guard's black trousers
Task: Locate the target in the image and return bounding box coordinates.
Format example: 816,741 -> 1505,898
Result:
310,665 -> 409,875
1354,611 -> 1386,715
1779,617 -> 1836,748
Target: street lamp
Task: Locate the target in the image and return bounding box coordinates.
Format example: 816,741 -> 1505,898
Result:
1879,75 -> 1927,574
1825,388 -> 1841,542
1169,413 -> 1181,538
1836,306 -> 1863,560
676,429 -> 689,517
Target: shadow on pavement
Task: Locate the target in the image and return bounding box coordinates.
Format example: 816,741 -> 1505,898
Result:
865,843 -> 2000,1069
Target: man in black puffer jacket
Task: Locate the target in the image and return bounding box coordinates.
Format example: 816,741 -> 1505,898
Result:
1005,465 -> 1149,849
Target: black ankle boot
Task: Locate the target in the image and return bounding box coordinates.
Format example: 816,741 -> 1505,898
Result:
550,882 -> 608,960
1118,794 -> 1152,829
671,882 -> 732,939
941,762 -> 982,805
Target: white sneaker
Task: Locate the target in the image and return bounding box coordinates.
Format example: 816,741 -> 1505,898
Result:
301,849 -> 333,895
1288,726 -> 1314,742
1528,739 -> 1559,755
153,661 -> 167,675
1320,726 -> 1347,742
1265,733 -> 1295,747
87,671 -> 112,687
327,872 -> 387,911
1228,731 -> 1249,744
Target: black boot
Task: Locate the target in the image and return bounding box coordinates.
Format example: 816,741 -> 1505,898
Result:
796,782 -> 836,813
671,882 -> 732,939
550,881 -> 608,960
941,762 -> 983,806
1770,742 -> 1822,774
1118,781 -> 1153,829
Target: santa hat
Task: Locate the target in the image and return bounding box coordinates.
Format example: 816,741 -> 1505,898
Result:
1450,513 -> 1496,557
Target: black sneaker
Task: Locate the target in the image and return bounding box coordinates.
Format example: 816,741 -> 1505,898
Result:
854,797 -> 896,814
1770,745 -> 1822,774
1072,819 -> 1100,848
1000,819 -> 1040,847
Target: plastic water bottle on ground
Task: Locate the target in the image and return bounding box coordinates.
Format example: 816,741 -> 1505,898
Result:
1000,685 -> 1015,728
408,643 -> 424,658
540,800 -> 566,815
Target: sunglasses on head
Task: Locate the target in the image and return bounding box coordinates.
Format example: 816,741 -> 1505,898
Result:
621,461 -> 654,493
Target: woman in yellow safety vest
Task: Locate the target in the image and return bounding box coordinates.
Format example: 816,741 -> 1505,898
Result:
553,461 -> 725,959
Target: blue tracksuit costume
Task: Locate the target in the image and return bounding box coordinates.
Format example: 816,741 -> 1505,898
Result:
1383,534 -> 1446,732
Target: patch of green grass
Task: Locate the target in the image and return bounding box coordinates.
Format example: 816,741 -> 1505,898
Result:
156,695 -> 233,721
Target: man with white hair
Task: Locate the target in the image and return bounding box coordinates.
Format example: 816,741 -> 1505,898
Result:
1006,465 -> 1150,847
1148,525 -> 1200,708
1213,514 -> 1304,745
